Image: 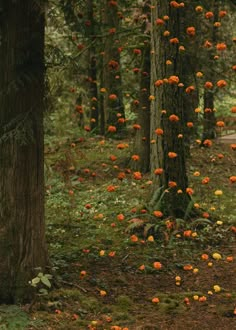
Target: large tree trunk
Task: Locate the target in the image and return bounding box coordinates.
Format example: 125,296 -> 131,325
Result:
150,0 -> 192,218
0,0 -> 48,303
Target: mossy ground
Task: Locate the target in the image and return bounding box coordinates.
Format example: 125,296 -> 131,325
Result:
17,135 -> 236,329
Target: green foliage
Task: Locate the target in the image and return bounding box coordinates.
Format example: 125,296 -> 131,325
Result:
29,272 -> 53,295
0,305 -> 29,330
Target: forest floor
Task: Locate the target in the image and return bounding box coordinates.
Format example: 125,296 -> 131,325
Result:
2,134 -> 235,330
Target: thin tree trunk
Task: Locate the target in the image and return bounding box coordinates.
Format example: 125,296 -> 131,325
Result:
0,0 -> 48,303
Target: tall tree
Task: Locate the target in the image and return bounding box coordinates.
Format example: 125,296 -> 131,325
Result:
131,0 -> 151,172
102,0 -> 126,135
0,0 -> 48,303
150,0 -> 193,218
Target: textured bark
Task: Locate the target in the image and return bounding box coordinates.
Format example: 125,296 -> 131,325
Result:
131,44 -> 151,172
0,0 -> 48,303
150,1 -> 191,218
87,0 -> 99,132
131,2 -> 151,173
202,0 -> 219,141
102,0 -> 126,135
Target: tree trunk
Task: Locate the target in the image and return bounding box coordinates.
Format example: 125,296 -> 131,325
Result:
0,0 -> 48,303
150,0 -> 192,218
87,0 -> 99,132
131,2 -> 151,173
102,0 -> 126,136
201,0 -> 219,142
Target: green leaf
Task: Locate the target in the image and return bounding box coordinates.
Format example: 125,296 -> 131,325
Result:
31,277 -> 40,286
41,276 -> 51,288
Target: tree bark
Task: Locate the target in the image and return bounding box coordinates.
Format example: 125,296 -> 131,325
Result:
150,0 -> 192,218
102,0 -> 126,135
0,0 -> 48,303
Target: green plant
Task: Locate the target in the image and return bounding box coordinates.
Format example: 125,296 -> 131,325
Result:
29,272 -> 53,295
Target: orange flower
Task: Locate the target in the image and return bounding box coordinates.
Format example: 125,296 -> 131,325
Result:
186,26 -> 196,36
231,106 -> 236,113
131,155 -> 140,161
202,212 -> 210,218
170,1 -> 180,8
108,251 -> 116,257
231,144 -> 236,150
196,71 -> 203,78
205,11 -> 214,19
217,153 -> 224,159
108,0 -> 118,6
133,124 -> 141,130
169,37 -> 179,44
229,176 -> 236,183
216,80 -> 227,88
168,75 -> 179,84
107,185 -> 116,192
118,117 -> 125,124
109,28 -> 116,34
117,172 -> 126,180
108,125 -> 117,133
219,10 -> 227,17
130,234 -> 138,242
117,213 -> 125,221
100,290 -> 107,296
108,60 -> 119,70
152,297 -> 160,303
186,187 -> 194,195
183,230 -> 192,237
203,139 -> 212,147
204,40 -> 212,48
154,79 -> 164,87
168,181 -> 177,188
226,256 -> 233,262
183,264 -> 193,270
202,177 -> 210,184
153,262 -> 162,269
163,30 -> 170,37
109,94 -> 117,101
133,48 -> 142,55
216,121 -> 225,127
204,81 -> 213,89
187,122 -> 194,128
117,143 -> 126,149
216,43 -> 227,51
133,68 -> 140,73
153,210 -> 163,218
110,155 -> 117,161
154,168 -> 163,175
201,253 -> 209,260
195,6 -> 203,12
199,296 -> 207,302
169,114 -> 179,122
133,171 -> 142,180
168,152 -> 177,158
155,128 -> 164,136
185,86 -> 195,94
155,18 -> 164,25
184,297 -> 190,305
139,264 -> 145,270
